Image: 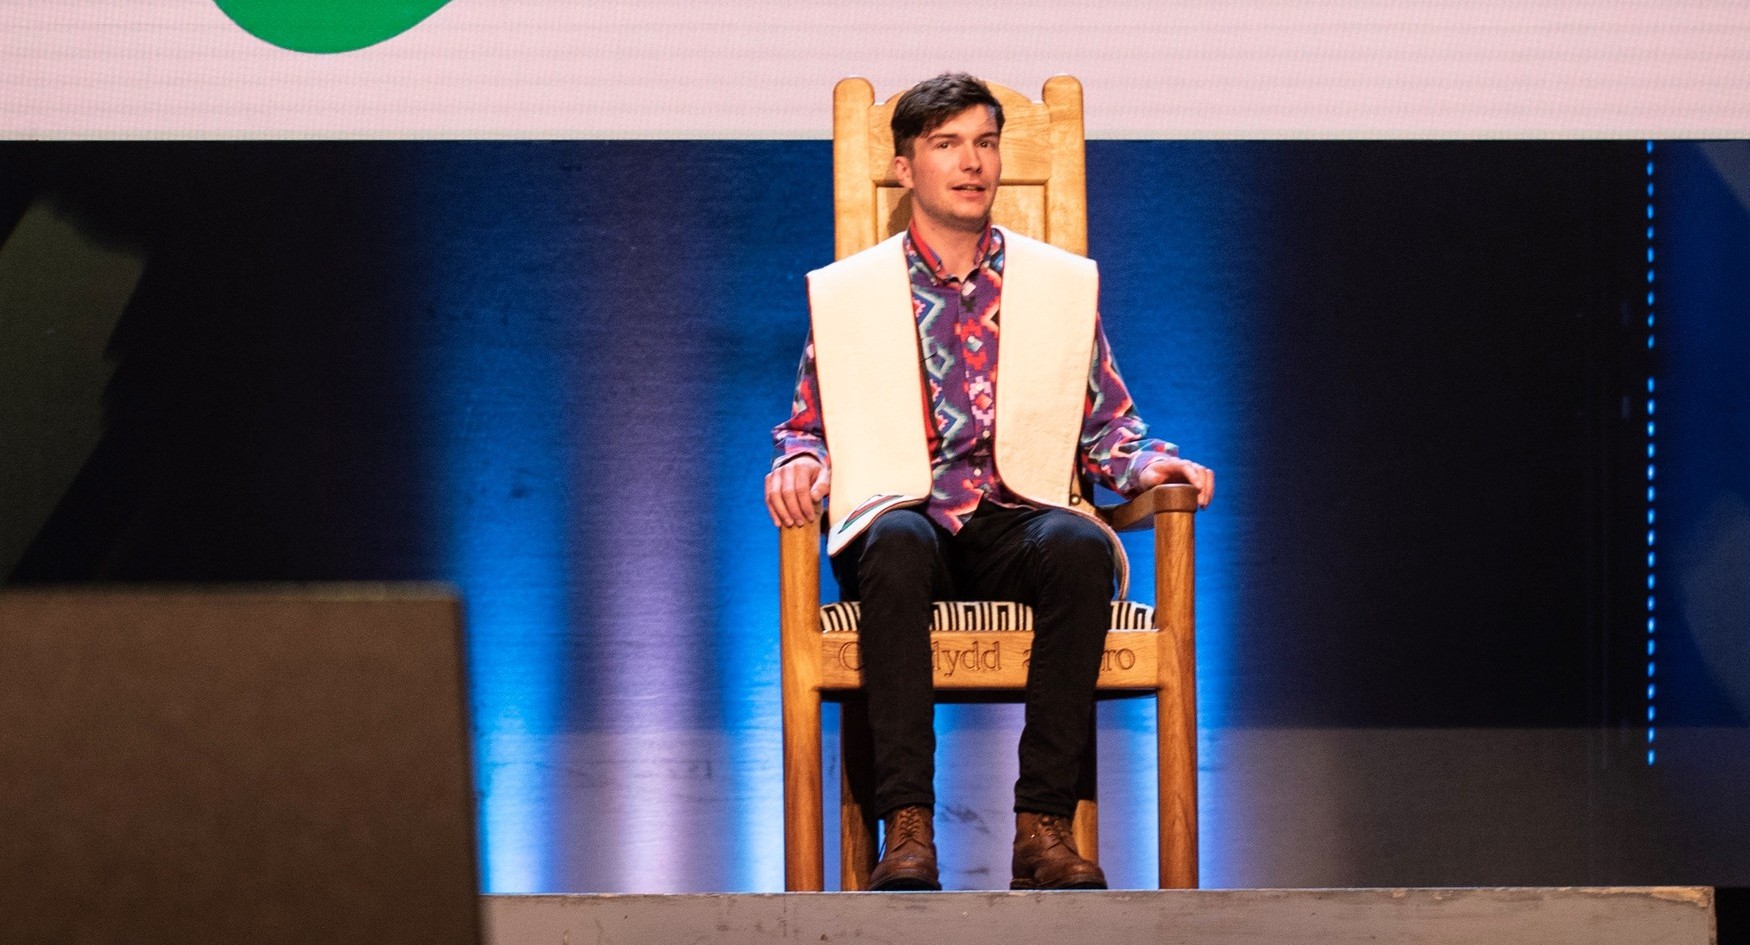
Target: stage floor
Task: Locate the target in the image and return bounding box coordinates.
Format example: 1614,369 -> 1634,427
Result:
484,886 -> 1714,945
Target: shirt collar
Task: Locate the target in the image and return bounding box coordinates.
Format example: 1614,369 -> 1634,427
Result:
904,222 -> 1001,286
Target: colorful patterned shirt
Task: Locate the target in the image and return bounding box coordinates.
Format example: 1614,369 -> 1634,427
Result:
773,224 -> 1176,533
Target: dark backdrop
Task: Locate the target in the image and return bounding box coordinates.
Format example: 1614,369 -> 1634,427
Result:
2,139 -> 1741,891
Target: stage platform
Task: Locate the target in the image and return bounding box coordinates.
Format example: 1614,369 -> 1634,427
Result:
483,886 -> 1715,945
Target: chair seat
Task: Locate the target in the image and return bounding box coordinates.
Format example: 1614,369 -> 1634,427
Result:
820,600 -> 1155,633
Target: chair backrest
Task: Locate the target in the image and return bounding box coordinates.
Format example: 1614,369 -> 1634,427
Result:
831,75 -> 1088,260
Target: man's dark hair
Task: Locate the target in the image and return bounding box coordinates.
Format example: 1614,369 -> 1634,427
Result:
890,72 -> 1004,158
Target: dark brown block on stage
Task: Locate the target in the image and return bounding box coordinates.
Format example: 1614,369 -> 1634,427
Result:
0,587 -> 480,945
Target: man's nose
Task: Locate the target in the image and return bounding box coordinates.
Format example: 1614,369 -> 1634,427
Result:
960,144 -> 982,170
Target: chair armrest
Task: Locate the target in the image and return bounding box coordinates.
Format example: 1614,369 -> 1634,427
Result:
778,520 -> 824,666
1096,483 -> 1201,532
778,519 -> 823,585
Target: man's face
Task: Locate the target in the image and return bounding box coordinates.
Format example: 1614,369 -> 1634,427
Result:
893,105 -> 1001,236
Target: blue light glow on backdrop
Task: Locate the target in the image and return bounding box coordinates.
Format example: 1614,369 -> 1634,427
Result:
11,138 -> 1704,891
402,143 -> 839,891
392,140 -> 1260,891
377,140 -> 1670,892
406,144 -> 583,892
10,132 -> 1750,889
1088,141 -> 1271,886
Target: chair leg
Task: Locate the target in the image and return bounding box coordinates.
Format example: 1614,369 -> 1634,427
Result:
782,681 -> 824,890
780,523 -> 825,890
839,697 -> 880,890
1157,684 -> 1197,889
1071,714 -> 1099,862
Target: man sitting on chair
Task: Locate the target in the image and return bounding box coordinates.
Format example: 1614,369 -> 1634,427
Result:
767,72 -> 1214,891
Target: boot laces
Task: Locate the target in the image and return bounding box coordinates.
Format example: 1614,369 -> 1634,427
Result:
888,807 -> 929,849
1034,813 -> 1074,851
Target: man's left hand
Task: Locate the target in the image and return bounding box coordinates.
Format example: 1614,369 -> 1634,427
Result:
1136,457 -> 1215,509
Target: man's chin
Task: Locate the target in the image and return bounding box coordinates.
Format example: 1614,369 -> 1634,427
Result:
949,210 -> 995,232
911,205 -> 995,236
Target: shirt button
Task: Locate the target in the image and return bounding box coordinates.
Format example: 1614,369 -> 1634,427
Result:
973,467 -> 984,476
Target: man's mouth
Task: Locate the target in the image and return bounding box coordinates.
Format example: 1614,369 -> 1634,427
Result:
952,184 -> 986,193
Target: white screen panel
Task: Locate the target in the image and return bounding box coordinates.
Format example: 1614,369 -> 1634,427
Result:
3,0 -> 1748,138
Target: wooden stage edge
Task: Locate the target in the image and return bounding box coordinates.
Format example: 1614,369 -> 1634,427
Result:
484,886 -> 1716,945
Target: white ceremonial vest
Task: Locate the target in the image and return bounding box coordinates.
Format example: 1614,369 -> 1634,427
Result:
806,226 -> 1131,595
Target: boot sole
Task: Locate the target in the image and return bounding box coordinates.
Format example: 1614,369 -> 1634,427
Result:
1009,878 -> 1108,890
869,876 -> 942,892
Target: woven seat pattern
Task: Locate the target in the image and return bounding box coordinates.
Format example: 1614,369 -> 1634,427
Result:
819,600 -> 1154,633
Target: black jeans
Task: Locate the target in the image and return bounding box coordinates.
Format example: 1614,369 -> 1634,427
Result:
831,500 -> 1116,818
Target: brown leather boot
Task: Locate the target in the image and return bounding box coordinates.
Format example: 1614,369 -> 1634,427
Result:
1010,811 -> 1107,890
868,805 -> 940,891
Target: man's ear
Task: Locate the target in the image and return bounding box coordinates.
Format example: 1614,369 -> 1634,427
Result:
892,154 -> 913,190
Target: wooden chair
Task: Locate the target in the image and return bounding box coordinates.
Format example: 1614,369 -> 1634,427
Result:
779,75 -> 1200,891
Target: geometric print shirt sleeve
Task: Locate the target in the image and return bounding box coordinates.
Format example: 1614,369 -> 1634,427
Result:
770,328 -> 828,471
1079,316 -> 1178,497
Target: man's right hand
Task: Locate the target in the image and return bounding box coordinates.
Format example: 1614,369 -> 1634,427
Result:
766,456 -> 830,528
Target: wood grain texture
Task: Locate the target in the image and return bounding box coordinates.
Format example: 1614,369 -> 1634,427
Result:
1156,504 -> 1199,889
778,523 -> 825,890
832,77 -> 878,260
1103,483 -> 1202,532
818,629 -> 1163,690
1042,75 -> 1088,255
991,186 -> 1047,242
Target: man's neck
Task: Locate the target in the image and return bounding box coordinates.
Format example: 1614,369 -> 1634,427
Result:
910,217 -> 989,279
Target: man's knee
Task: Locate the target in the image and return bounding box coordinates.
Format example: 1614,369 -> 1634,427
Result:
1032,511 -> 1116,589
864,508 -> 938,548
856,509 -> 942,584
